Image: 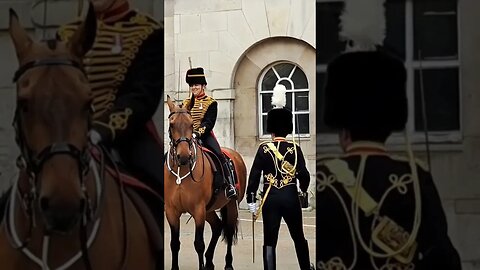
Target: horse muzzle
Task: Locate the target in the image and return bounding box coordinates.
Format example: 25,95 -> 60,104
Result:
40,197 -> 85,235
177,154 -> 191,166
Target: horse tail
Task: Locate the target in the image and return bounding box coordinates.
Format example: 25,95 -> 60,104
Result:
220,206 -> 238,245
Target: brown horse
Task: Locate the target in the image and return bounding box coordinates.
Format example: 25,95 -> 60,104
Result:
165,96 -> 247,270
0,6 -> 161,270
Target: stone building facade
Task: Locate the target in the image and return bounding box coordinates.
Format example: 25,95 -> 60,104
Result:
164,0 -> 317,209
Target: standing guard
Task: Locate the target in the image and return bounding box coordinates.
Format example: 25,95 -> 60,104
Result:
316,1 -> 461,269
246,84 -> 314,270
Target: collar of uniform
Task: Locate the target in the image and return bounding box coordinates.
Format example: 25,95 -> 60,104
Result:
273,137 -> 286,142
98,1 -> 131,23
345,141 -> 387,156
195,93 -> 207,100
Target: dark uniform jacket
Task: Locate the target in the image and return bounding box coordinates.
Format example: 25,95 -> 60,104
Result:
58,10 -> 163,148
247,138 -> 310,203
182,93 -> 217,140
316,141 -> 461,270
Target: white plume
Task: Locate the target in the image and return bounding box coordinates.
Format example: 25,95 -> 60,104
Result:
340,0 -> 386,52
271,84 -> 287,108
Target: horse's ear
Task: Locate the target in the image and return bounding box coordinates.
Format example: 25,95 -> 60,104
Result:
8,8 -> 33,60
68,2 -> 96,58
166,95 -> 175,112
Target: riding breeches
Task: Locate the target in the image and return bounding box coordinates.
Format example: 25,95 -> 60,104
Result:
117,129 -> 164,200
202,133 -> 227,164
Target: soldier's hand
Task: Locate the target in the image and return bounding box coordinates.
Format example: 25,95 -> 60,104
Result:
248,202 -> 257,215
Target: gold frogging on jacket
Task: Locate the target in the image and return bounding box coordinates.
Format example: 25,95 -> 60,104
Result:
261,144 -> 297,189
58,14 -> 160,120
94,108 -> 132,140
182,96 -> 215,133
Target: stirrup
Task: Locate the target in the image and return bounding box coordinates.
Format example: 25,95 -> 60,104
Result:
225,184 -> 237,199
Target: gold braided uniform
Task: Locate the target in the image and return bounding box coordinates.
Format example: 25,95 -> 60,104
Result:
58,12 -> 162,142
182,95 -> 217,138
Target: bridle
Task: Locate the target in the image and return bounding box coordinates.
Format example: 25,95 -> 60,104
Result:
4,57 -> 101,270
166,110 -> 200,184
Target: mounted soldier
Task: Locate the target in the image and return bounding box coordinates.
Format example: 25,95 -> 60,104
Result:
182,67 -> 237,199
57,0 -> 164,266
316,1 -> 461,269
246,84 -> 314,270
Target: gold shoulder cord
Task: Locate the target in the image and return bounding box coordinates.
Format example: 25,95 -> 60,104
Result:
317,130 -> 422,270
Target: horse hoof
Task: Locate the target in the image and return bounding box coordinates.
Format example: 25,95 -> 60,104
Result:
204,265 -> 215,270
224,266 -> 234,270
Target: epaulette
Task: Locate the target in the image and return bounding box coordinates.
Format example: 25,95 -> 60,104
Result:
390,154 -> 430,172
316,154 -> 341,165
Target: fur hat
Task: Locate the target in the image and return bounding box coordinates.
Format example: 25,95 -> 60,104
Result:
322,0 -> 407,132
323,50 -> 407,131
266,84 -> 293,135
186,67 -> 207,85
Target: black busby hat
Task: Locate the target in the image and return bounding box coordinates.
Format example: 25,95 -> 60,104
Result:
322,0 -> 408,132
323,50 -> 407,131
186,67 -> 207,85
267,84 -> 293,136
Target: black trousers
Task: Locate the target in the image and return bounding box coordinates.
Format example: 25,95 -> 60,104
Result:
262,187 -> 306,247
202,133 -> 226,164
118,129 -> 164,200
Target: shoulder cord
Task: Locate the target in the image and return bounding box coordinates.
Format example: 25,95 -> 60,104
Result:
317,130 -> 422,270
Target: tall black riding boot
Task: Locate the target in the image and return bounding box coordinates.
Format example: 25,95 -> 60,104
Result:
222,161 -> 237,199
263,245 -> 276,270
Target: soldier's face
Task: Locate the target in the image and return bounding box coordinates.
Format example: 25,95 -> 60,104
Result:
90,0 -> 118,13
190,84 -> 205,97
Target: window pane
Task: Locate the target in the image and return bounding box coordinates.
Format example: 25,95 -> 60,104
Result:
262,93 -> 273,113
291,67 -> 308,89
262,114 -> 268,135
295,114 -> 310,134
295,92 -> 309,112
274,63 -> 295,78
278,80 -> 293,90
414,68 -> 459,131
316,72 -> 335,133
414,0 -> 458,59
285,92 -> 293,111
384,0 -> 406,60
262,68 -> 277,91
316,2 -> 346,64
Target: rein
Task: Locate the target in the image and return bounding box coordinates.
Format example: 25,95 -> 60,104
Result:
4,56 -> 129,269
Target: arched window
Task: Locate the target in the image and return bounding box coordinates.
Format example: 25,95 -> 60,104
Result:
258,62 -> 310,137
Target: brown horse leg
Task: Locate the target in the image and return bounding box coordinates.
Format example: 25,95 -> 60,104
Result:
221,200 -> 239,270
204,211 -> 223,270
166,209 -> 181,270
193,208 -> 207,270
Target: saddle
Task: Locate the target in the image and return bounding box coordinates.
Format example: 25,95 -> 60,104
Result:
200,146 -> 239,192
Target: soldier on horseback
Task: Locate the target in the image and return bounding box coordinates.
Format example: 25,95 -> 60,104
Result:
57,0 -> 164,266
246,84 -> 314,270
182,67 -> 237,199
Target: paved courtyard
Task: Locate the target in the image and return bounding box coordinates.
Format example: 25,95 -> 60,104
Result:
164,209 -> 316,269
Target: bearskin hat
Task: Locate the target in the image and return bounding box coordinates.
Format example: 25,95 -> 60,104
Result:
322,50 -> 408,132
186,67 -> 207,85
267,84 -> 293,136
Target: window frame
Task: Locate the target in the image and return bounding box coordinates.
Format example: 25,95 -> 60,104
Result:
258,61 -> 312,140
316,0 -> 462,146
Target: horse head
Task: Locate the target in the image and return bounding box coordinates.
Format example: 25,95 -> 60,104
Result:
167,95 -> 195,166
9,4 -> 96,234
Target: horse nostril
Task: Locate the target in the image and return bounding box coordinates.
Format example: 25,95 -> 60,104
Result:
40,197 -> 50,212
